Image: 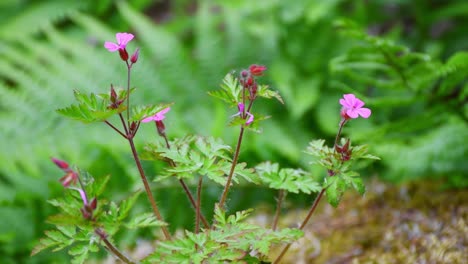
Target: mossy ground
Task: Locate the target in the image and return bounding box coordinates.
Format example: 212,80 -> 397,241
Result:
267,179 -> 467,263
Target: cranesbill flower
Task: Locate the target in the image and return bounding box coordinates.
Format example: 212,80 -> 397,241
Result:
339,94 -> 371,119
104,33 -> 134,52
233,103 -> 254,125
141,107 -> 171,123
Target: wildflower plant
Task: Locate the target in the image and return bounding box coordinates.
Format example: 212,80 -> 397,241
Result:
32,32 -> 379,263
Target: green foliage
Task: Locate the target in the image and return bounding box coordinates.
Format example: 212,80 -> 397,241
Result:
256,162 -> 321,194
144,136 -> 260,185
306,139 -> 379,207
32,172 -> 161,263
1,0 -> 467,262
142,206 -> 303,263
56,90 -> 127,123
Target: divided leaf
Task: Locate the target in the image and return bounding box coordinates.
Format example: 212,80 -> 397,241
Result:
256,162 -> 320,194
57,90 -> 126,123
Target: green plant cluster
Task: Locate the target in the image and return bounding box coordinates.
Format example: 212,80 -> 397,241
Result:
0,0 -> 466,262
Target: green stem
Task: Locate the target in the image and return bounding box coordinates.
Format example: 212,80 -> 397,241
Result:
273,189 -> 325,264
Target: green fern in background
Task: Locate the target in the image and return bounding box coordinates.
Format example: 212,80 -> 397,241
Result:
0,0 -> 467,262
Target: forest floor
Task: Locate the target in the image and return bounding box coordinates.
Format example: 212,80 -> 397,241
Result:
267,179 -> 467,264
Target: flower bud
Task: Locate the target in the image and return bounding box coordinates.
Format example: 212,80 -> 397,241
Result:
110,85 -> 117,103
89,197 -> 97,210
240,70 -> 249,78
118,48 -> 129,61
52,157 -> 69,170
156,120 -> 166,137
249,64 -> 267,76
130,48 -> 140,64
249,82 -> 258,100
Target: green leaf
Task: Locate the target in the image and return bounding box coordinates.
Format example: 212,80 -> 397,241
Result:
256,84 -> 284,104
117,191 -> 142,221
208,73 -> 241,105
124,213 -> 167,229
256,162 -> 321,194
341,171 -> 366,195
56,90 -> 126,123
324,177 -> 346,207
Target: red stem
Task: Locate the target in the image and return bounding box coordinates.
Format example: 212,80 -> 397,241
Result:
218,127 -> 245,209
273,189 -> 325,264
127,138 -> 171,240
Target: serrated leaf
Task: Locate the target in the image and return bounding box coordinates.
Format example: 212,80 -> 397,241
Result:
56,90 -> 126,123
324,177 -> 345,207
117,191 -> 142,221
125,213 -> 167,229
257,84 -> 284,104
208,73 -> 241,105
256,162 -> 321,194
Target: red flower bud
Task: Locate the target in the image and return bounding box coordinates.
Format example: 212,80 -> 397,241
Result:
249,64 -> 267,76
118,48 -> 129,61
249,82 -> 258,100
156,120 -> 166,137
241,70 -> 249,78
130,48 -> 140,64
89,197 -> 97,210
110,85 -> 117,103
51,158 -> 69,170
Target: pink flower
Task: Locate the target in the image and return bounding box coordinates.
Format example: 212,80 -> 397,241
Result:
69,187 -> 89,206
104,33 -> 134,52
233,103 -> 254,125
339,94 -> 371,119
141,107 -> 171,123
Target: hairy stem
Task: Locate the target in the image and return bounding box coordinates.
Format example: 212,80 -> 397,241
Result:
161,133 -> 210,228
95,228 -> 136,264
195,176 -> 203,234
104,120 -> 126,138
128,138 -> 171,240
125,62 -> 131,129
218,127 -> 245,209
273,189 -> 325,264
271,189 -> 285,231
334,119 -> 347,148
179,179 -> 210,228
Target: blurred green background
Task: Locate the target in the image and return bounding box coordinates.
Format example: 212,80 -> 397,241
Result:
0,0 -> 467,263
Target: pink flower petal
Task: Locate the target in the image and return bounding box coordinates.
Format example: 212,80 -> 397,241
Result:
104,42 -> 120,52
346,109 -> 359,119
116,33 -> 134,47
358,108 -> 371,118
69,187 -> 88,206
344,94 -> 356,106
353,99 -> 365,108
141,116 -> 155,123
246,112 -> 254,125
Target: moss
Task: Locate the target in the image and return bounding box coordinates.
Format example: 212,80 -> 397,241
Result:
267,179 -> 468,263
